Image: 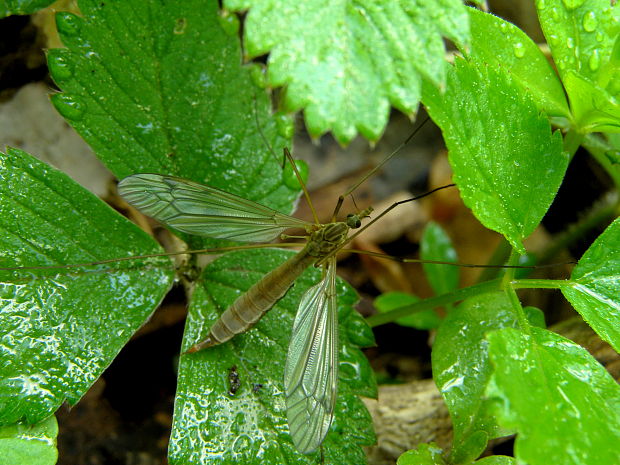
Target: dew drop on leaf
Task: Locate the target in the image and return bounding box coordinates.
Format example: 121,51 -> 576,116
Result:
550,7 -> 560,20
48,53 -> 73,81
52,94 -> 86,121
218,11 -> 240,37
513,42 -> 525,58
249,64 -> 267,88
283,159 -> 309,190
55,12 -> 81,37
275,112 -> 294,140
562,0 -> 586,9
589,49 -> 601,71
582,11 -> 598,32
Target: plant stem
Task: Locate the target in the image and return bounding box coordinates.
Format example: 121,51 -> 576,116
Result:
502,250 -> 530,330
476,237 -> 512,283
366,279 -> 501,327
563,128 -> 584,160
511,278 -> 568,289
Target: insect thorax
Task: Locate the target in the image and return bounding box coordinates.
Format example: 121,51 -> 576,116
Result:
307,222 -> 349,258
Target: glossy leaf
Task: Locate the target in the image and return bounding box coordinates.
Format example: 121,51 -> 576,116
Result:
421,222 -> 459,296
562,217 -> 620,353
432,292 -> 519,464
0,0 -> 53,17
486,326 -> 620,465
536,0 -> 619,84
474,456 -> 514,465
466,8 -> 570,118
0,148 -> 174,424
0,416 -> 57,465
397,443 -> 446,465
225,0 -> 471,144
423,58 -> 567,253
537,0 -> 620,132
562,70 -> 620,133
49,0 -> 296,223
169,249 -> 376,465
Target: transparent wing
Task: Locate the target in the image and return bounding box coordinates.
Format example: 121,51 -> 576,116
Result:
118,174 -> 312,242
284,257 -> 338,453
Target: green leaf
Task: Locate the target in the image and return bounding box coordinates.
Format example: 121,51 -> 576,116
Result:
486,326 -> 620,465
420,222 -> 459,296
0,148 -> 174,424
423,58 -> 567,253
536,0 -> 619,85
169,249 -> 376,464
523,306 -> 546,329
474,456 -> 514,465
224,0 -> 470,144
374,292 -> 441,330
563,70 -> 620,133
49,0 -> 296,221
0,416 -> 57,465
537,0 -> 620,132
562,217 -> 620,353
0,0 -> 53,17
397,443 -> 446,465
432,293 -> 519,464
466,8 -> 570,118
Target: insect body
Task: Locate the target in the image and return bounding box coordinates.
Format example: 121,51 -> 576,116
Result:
117,173 -> 373,453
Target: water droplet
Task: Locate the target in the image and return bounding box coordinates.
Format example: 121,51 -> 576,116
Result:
536,0 -> 547,10
48,52 -> 73,81
513,42 -> 525,58
275,112 -> 294,140
548,34 -> 559,45
249,64 -> 266,88
582,11 -> 597,31
173,17 -> 187,34
562,0 -> 585,9
52,94 -> 86,121
589,49 -> 601,71
283,159 -> 308,190
595,31 -> 604,42
550,7 -> 559,19
56,12 -> 81,37
218,11 -> 240,37
566,37 -> 575,49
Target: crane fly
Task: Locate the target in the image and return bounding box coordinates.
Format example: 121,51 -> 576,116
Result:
117,169 -> 376,453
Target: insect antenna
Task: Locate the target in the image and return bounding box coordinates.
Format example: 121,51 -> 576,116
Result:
316,183 -> 455,267
330,116 -> 431,222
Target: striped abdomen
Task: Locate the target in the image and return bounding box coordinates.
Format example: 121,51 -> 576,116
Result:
186,247 -> 316,353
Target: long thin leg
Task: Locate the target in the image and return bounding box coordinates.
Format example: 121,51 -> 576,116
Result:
252,91 -> 321,225
343,248 -> 575,269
